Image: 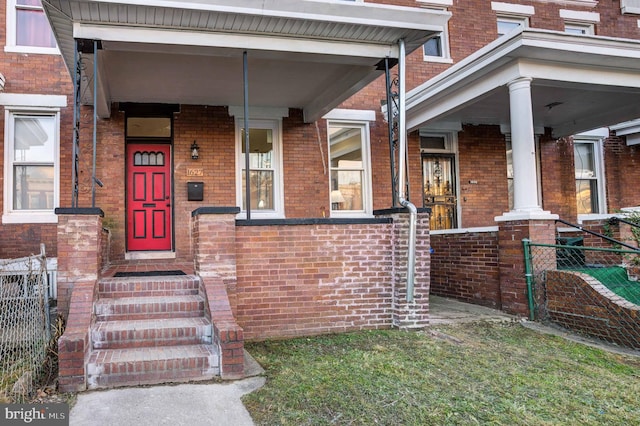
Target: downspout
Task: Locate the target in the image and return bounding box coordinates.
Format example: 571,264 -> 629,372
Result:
243,51 -> 251,220
397,39 -> 417,302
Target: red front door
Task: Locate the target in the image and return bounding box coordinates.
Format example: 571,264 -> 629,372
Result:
126,144 -> 172,251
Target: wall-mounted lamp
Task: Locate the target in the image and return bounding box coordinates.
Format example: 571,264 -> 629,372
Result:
191,140 -> 200,160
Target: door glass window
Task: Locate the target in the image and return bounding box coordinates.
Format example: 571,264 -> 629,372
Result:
423,155 -> 457,230
241,128 -> 275,211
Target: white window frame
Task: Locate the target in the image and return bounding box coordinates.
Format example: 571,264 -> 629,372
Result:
560,9 -> 599,35
5,0 -> 59,55
496,15 -> 529,36
327,120 -> 373,218
3,106 -> 61,224
422,31 -> 452,64
574,132 -> 607,216
235,118 -> 284,219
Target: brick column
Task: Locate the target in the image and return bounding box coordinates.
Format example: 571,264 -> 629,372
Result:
497,219 -> 556,316
377,208 -> 431,329
55,208 -> 104,318
192,207 -> 239,308
192,207 -> 244,379
55,207 -> 104,392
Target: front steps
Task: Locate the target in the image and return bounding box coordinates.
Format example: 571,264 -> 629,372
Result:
87,275 -> 219,389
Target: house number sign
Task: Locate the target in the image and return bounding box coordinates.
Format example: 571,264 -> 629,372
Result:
187,168 -> 204,177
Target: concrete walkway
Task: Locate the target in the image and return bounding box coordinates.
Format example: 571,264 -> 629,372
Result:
429,295 -> 516,325
70,352 -> 266,426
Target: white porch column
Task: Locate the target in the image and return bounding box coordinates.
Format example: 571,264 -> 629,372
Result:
496,77 -> 556,221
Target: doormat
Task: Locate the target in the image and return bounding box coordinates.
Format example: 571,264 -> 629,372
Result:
113,270 -> 187,278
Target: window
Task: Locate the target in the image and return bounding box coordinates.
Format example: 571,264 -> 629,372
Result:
6,0 -> 57,54
236,119 -> 283,218
422,31 -> 452,63
497,16 -> 528,36
564,23 -> 594,35
328,121 -> 372,217
3,109 -> 59,223
574,139 -> 604,215
492,2 -> 533,37
560,10 -> 599,35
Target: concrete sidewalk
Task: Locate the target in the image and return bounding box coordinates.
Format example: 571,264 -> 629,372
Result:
70,352 -> 266,426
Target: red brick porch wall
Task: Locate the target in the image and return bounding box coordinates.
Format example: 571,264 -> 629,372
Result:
430,229 -> 501,309
235,220 -> 395,340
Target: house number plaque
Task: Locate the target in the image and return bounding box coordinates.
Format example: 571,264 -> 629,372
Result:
187,168 -> 204,177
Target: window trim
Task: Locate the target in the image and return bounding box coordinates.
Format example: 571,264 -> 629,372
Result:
5,0 -> 59,55
422,31 -> 453,64
3,106 -> 60,224
574,135 -> 606,216
327,120 -> 373,218
235,118 -> 284,219
496,15 -> 530,36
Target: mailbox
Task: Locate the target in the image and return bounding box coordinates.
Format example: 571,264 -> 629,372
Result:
187,182 -> 204,201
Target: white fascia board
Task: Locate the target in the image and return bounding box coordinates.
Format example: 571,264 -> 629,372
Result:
407,62 -> 521,131
80,0 -> 450,32
74,23 -> 398,59
519,59 -> 640,88
416,0 -> 453,7
407,29 -> 525,109
559,9 -> 600,23
611,119 -> 640,135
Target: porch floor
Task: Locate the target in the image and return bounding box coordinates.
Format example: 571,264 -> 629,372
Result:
102,260 -> 195,277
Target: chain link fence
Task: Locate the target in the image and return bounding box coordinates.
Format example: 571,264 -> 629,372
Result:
525,240 -> 640,351
0,245 -> 52,403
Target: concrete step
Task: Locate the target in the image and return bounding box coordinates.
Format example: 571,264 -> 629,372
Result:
86,345 -> 219,389
98,276 -> 200,298
94,295 -> 205,321
91,317 -> 213,349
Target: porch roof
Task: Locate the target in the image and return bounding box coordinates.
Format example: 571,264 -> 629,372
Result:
43,0 -> 450,122
406,29 -> 640,137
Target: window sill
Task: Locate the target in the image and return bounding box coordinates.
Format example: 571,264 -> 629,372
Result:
4,45 -> 60,55
423,56 -> 453,64
2,212 -> 58,224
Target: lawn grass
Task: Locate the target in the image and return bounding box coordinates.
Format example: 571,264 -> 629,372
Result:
244,322 -> 640,425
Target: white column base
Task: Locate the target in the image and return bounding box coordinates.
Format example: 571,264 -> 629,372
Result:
494,210 -> 559,222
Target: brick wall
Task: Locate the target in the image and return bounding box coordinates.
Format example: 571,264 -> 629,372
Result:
456,125 -> 510,227
235,221 -> 395,340
430,229 -> 501,308
544,270 -> 640,350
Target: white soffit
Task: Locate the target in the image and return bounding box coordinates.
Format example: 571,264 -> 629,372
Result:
406,29 -> 640,136
43,0 -> 450,122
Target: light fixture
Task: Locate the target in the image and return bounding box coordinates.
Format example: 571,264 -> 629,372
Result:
191,140 -> 199,160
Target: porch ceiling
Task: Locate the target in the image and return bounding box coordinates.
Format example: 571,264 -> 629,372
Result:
43,0 -> 450,122
407,29 -> 640,138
